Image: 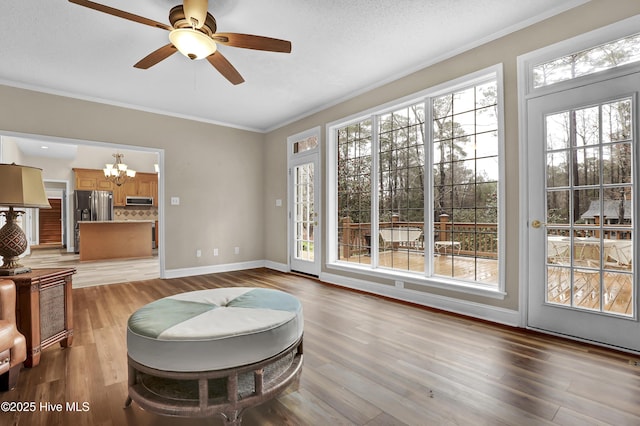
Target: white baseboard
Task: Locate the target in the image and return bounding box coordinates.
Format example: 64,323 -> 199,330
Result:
164,260 -> 267,279
264,261 -> 289,273
320,271 -> 521,327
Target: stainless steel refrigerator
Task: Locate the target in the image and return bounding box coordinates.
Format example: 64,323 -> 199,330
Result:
74,190 -> 113,253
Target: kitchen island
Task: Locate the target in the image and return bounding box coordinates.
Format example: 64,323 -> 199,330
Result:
78,221 -> 153,261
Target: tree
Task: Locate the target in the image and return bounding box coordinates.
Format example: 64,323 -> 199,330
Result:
378,104 -> 425,222
337,121 -> 372,224
432,83 -> 498,224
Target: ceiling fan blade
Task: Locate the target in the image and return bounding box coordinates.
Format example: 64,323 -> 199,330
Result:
68,0 -> 172,31
183,0 -> 208,29
212,33 -> 292,53
206,52 -> 245,85
134,44 -> 178,69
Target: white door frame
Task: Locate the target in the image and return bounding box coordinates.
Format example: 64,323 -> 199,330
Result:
287,127 -> 321,276
518,16 -> 640,350
525,73 -> 639,351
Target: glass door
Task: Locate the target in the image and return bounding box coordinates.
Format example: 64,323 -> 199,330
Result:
288,128 -> 321,276
527,72 -> 638,351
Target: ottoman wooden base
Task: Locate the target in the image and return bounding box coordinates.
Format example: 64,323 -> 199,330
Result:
125,336 -> 303,425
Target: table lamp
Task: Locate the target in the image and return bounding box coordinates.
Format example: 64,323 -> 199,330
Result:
0,163 -> 51,275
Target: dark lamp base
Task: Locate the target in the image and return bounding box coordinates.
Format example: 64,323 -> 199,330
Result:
0,207 -> 30,276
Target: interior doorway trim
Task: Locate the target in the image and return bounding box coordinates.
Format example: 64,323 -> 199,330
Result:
0,130 -> 166,279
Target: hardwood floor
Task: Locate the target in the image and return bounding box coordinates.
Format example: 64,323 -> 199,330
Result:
2,268 -> 640,425
20,247 -> 159,287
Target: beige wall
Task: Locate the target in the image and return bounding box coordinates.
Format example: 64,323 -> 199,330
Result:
263,0 -> 640,311
0,85 -> 265,270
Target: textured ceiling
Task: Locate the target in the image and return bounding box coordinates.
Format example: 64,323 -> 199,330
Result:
0,1 -> 587,132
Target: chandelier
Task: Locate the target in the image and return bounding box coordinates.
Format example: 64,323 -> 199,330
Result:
104,153 -> 136,186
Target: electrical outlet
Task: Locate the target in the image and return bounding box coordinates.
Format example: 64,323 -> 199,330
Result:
213,248 -> 219,256
234,247 -> 240,255
171,197 -> 180,205
196,249 -> 202,257
395,280 -> 404,289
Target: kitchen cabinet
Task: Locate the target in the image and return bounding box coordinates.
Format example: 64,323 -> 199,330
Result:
118,172 -> 157,204
74,169 -> 158,206
113,180 -> 136,206
75,173 -> 96,190
73,168 -> 114,191
135,173 -> 156,198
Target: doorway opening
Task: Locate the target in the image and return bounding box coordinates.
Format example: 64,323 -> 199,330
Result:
0,133 -> 164,287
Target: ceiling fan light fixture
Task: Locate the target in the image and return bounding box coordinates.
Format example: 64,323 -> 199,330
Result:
169,28 -> 217,60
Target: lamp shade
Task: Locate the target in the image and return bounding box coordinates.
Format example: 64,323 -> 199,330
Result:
0,163 -> 51,208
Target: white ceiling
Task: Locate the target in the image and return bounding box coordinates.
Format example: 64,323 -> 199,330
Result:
11,137 -> 78,160
1,0 -> 587,132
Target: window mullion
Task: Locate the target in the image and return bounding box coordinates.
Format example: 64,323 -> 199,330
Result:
371,114 -> 380,269
424,98 -> 435,276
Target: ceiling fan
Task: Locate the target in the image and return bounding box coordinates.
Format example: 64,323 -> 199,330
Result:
68,0 -> 292,85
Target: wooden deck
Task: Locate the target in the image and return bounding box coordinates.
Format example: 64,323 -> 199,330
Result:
342,251 -> 499,285
547,266 -> 633,315
344,251 -> 634,315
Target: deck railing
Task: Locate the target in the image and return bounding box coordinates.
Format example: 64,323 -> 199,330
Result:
547,227 -> 632,240
339,214 -> 499,259
339,214 -> 632,259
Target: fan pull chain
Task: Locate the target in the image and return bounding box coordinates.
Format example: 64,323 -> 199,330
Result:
193,65 -> 197,92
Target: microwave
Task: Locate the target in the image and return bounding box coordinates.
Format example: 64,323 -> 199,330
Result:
126,196 -> 154,206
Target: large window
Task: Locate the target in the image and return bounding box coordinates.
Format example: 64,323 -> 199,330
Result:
331,69 -> 503,291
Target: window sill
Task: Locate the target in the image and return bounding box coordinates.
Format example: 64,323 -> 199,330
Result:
326,261 -> 506,300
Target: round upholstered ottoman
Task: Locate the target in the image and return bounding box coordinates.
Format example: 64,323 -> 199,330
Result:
124,287 -> 303,425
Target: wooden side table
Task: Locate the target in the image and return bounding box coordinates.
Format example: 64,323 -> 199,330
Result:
11,268 -> 75,367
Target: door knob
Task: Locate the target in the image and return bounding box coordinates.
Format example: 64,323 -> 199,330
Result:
531,219 -> 546,229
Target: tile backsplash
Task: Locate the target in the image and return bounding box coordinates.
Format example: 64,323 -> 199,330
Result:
114,207 -> 158,221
